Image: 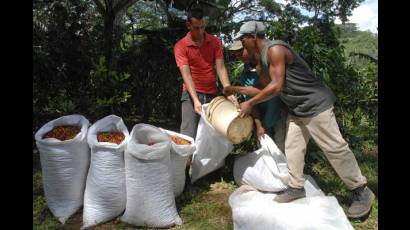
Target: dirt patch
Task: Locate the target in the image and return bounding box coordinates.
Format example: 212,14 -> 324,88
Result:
59,211 -> 83,230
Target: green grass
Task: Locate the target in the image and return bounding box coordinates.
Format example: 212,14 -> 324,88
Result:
174,181 -> 236,230
33,144 -> 377,229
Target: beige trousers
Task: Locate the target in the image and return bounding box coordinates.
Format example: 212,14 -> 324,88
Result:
285,106 -> 367,190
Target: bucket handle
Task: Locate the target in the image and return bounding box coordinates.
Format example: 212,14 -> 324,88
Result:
207,97 -> 228,123
207,96 -> 224,121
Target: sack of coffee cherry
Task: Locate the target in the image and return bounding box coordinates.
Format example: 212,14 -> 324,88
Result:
34,114 -> 90,224
82,114 -> 130,229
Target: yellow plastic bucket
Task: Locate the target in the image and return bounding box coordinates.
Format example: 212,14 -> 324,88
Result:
207,96 -> 254,144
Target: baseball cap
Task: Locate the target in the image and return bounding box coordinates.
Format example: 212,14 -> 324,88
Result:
228,40 -> 243,51
233,21 -> 266,40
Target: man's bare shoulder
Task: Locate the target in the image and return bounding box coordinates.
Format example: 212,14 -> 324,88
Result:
268,45 -> 288,56
268,45 -> 293,64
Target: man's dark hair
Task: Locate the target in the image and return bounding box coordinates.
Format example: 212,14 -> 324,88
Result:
187,8 -> 204,22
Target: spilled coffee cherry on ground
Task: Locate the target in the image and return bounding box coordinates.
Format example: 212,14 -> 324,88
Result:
43,125 -> 81,141
97,132 -> 125,144
167,134 -> 191,145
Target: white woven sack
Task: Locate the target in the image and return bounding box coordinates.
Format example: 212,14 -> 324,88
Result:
120,124 -> 182,228
159,128 -> 195,197
82,115 -> 130,229
229,178 -> 353,230
34,114 -> 90,224
191,104 -> 233,183
233,134 -> 289,192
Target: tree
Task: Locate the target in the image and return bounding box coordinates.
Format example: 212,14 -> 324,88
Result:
92,0 -> 138,70
33,0 -> 101,124
289,0 -> 365,23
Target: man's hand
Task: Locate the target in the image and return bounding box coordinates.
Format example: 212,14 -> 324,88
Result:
223,86 -> 236,96
255,124 -> 265,140
227,94 -> 239,108
193,99 -> 202,115
239,100 -> 253,118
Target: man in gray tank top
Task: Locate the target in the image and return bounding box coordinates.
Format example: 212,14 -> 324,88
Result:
227,21 -> 374,219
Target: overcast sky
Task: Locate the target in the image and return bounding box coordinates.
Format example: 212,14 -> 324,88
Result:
343,0 -> 378,33
277,0 -> 378,33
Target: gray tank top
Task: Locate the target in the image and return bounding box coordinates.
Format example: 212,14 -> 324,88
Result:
261,40 -> 336,117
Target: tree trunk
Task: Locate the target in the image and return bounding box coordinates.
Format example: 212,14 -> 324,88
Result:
95,0 -> 138,71
104,10 -> 115,71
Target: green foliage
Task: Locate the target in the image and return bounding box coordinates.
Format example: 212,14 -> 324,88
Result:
116,31 -> 183,123
33,0 -> 102,128
336,23 -> 378,66
264,3 -> 308,44
33,0 -> 185,128
43,89 -> 76,115
289,0 -> 365,22
225,60 -> 244,88
86,56 -> 132,120
230,62 -> 244,86
230,131 -> 259,157
128,1 -> 168,30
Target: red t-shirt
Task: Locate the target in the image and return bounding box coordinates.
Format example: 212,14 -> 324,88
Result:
174,32 -> 224,95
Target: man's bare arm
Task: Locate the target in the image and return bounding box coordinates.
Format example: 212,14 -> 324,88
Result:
223,85 -> 261,97
239,46 -> 287,117
179,65 -> 202,114
216,58 -> 239,106
247,46 -> 286,106
215,58 -> 231,88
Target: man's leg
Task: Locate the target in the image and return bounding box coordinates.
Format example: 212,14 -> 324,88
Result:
306,107 -> 367,190
306,107 -> 374,218
180,92 -> 210,138
274,116 -> 310,203
180,99 -> 199,139
180,92 -> 200,189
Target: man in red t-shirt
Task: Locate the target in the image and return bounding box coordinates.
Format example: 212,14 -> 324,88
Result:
174,8 -> 236,139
